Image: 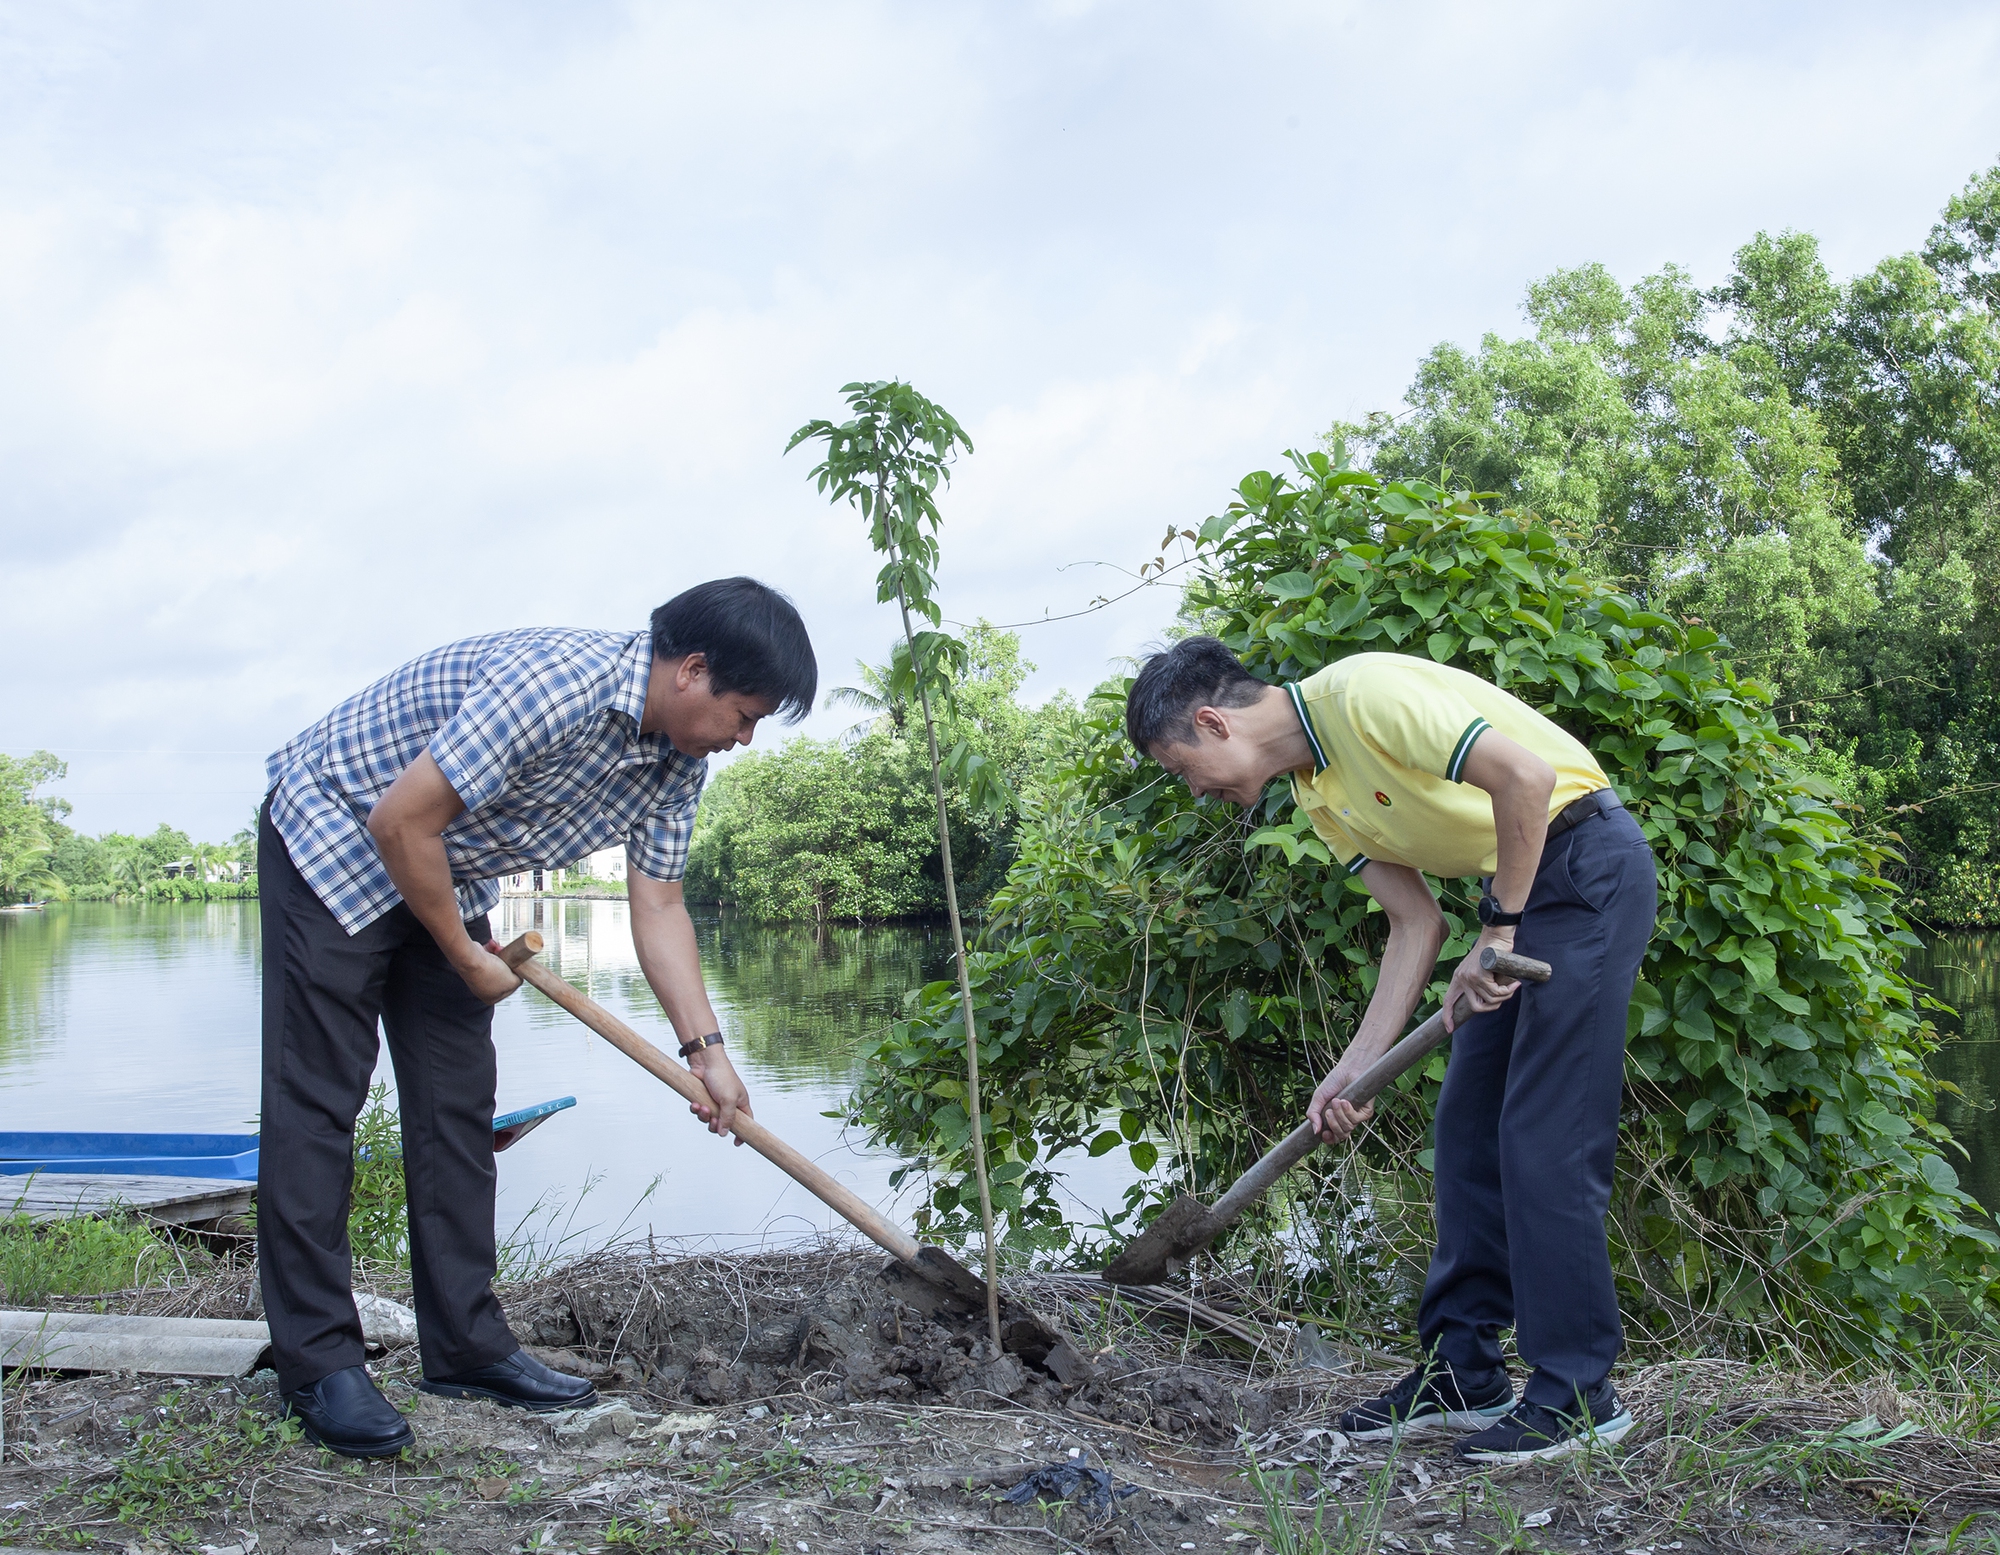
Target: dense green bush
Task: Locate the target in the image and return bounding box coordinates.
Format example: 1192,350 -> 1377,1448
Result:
141,877 -> 257,902
687,731 -> 960,922
65,877 -> 257,902
855,451 -> 1995,1358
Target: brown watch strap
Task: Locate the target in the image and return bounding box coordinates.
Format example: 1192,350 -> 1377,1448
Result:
677,1032 -> 725,1059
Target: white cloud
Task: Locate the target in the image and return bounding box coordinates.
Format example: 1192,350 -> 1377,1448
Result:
3,0 -> 1997,836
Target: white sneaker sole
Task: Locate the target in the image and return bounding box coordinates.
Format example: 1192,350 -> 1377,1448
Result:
1345,1400 -> 1517,1441
1457,1409 -> 1635,1462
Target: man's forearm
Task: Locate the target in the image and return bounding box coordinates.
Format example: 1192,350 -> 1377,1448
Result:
374,823 -> 482,968
1461,735 -> 1557,917
630,897 -> 722,1042
1486,781 -> 1552,915
1346,916 -> 1448,1066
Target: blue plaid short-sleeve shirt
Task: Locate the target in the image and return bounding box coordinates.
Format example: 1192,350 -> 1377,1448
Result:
266,629 -> 707,935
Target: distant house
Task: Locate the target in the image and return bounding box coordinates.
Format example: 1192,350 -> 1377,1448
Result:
161,857 -> 246,883
574,846 -> 627,882
499,867 -> 565,896
497,845 -> 627,896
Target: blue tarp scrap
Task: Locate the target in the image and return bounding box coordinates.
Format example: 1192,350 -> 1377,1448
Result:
1001,1463 -> 1138,1515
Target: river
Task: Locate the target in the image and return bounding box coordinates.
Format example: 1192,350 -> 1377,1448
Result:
1,903 -> 1994,1254
0,899 -> 1137,1260
1913,932 -> 2000,1213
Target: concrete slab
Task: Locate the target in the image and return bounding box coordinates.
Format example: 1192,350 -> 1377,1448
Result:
0,1309 -> 270,1377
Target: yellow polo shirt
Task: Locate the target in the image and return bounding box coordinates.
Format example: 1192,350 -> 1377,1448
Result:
1288,654 -> 1610,880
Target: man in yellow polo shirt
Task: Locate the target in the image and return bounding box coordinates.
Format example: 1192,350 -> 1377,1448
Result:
1124,638 -> 1656,1462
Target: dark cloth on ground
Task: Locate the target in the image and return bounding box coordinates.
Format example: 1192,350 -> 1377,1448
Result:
1002,1463 -> 1135,1514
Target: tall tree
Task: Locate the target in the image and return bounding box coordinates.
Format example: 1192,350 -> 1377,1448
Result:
1338,161 -> 2000,922
0,753 -> 70,903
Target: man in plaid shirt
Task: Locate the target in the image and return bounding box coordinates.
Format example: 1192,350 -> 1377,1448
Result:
258,578 -> 816,1457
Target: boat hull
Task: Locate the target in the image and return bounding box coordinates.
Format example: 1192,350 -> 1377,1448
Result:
0,1100 -> 575,1181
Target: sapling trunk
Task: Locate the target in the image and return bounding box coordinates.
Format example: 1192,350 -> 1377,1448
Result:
890,564 -> 1003,1350
788,383 -> 998,1347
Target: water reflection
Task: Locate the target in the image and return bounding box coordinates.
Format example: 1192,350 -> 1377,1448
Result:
0,902 -> 264,1128
0,900 -> 1131,1253
1915,933 -> 2000,1214
505,898 -> 949,1091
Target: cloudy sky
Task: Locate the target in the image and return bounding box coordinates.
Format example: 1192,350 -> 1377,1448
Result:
6,0 -> 1998,841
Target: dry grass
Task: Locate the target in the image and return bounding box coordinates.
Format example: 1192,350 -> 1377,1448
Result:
13,1239 -> 2000,1552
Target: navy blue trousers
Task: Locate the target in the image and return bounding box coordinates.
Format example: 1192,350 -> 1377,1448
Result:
1416,803 -> 1656,1410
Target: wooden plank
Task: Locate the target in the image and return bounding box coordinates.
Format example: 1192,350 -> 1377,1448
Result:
0,1174 -> 253,1226
0,1309 -> 270,1377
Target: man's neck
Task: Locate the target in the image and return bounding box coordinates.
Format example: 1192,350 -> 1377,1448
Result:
639,654 -> 678,736
1243,684 -> 1319,784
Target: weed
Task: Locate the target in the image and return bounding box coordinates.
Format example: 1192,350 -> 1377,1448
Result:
1945,1512 -> 2000,1551
823,1463 -> 879,1501
349,1082 -> 411,1267
601,1507 -> 699,1551
0,1210 -> 185,1303
1473,1482 -> 1540,1552
1246,1441 -> 1402,1555
86,1394 -> 304,1532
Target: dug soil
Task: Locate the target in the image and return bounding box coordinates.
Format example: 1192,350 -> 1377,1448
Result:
3,1246 -> 1995,1553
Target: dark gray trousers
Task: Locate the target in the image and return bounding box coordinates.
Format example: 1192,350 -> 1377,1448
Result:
258,805 -> 516,1392
1416,803 -> 1657,1410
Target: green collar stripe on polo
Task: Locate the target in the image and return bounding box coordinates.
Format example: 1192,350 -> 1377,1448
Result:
1446,717 -> 1491,783
1286,683 -> 1328,773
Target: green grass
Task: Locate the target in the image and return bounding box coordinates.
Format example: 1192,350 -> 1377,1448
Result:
348,1081 -> 411,1267
0,1211 -> 179,1304
86,1391 -> 306,1531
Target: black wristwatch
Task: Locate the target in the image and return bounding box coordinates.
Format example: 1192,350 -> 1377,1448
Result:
678,1032 -> 725,1059
1477,894 -> 1523,928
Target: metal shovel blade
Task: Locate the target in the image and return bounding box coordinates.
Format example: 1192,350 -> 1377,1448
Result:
1101,1194 -> 1217,1286
1100,948 -> 1552,1287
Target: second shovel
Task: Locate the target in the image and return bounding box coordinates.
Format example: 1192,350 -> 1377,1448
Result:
1102,945 -> 1552,1286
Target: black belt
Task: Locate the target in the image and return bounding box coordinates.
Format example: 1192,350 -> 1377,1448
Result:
1546,787 -> 1622,840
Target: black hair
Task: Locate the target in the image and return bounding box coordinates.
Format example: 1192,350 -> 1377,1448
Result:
650,578 -> 818,722
1125,636 -> 1270,755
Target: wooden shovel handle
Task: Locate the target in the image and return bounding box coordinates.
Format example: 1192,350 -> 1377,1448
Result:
1204,947 -> 1552,1227
496,931 -> 922,1264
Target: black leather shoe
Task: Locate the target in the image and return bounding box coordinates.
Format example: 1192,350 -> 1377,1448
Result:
419,1348 -> 597,1412
282,1365 -> 415,1459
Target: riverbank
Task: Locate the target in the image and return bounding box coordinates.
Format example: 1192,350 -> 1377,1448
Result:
5,1243 -> 1999,1553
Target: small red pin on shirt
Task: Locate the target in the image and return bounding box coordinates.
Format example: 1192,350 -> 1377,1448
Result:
1374,791 -> 1392,807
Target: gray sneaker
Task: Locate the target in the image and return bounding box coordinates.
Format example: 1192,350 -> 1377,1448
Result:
1336,1365 -> 1516,1440
1454,1380 -> 1634,1462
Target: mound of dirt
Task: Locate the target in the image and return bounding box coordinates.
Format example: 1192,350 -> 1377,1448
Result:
505,1248 -> 1293,1438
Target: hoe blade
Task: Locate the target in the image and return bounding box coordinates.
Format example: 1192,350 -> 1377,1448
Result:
1101,1194 -> 1218,1286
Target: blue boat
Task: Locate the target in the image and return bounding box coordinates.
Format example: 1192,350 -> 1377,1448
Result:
0,1132 -> 260,1180
0,1097 -> 577,1180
